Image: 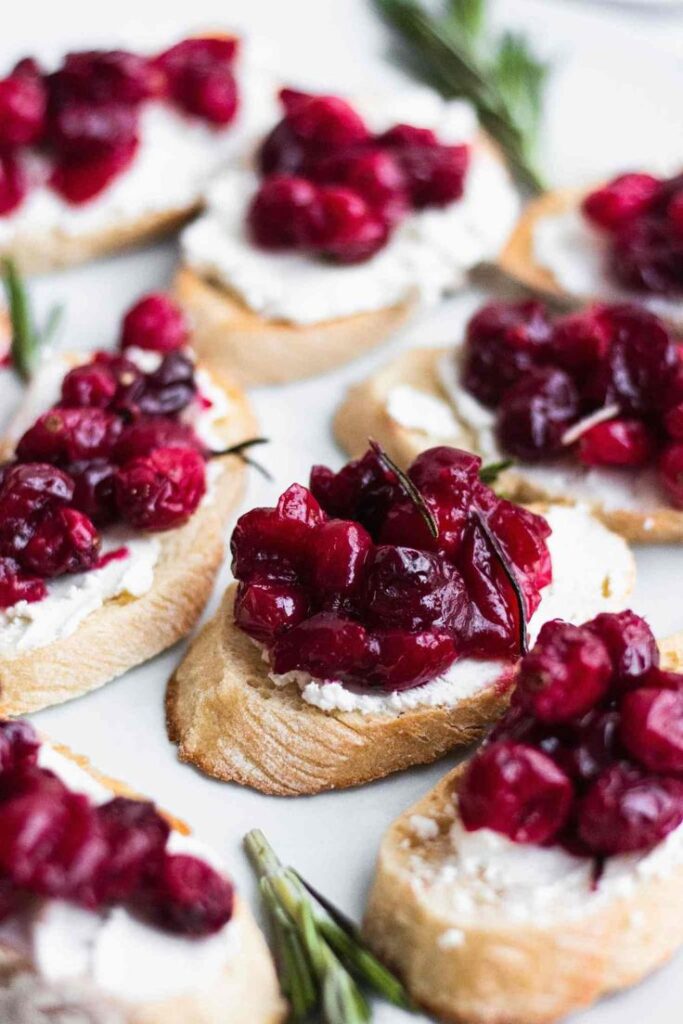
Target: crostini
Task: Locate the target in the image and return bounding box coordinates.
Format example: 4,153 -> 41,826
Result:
167,444 -> 634,795
499,171 -> 683,329
0,35 -> 274,273
176,85 -> 519,386
0,291 -> 256,715
364,611 -> 683,1024
0,717 -> 284,1023
335,299 -> 683,543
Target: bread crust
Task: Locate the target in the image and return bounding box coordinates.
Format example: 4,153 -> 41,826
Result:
0,366 -> 257,716
363,631 -> 683,1024
166,586 -> 515,796
498,187 -> 582,301
334,344 -> 683,544
0,743 -> 285,1024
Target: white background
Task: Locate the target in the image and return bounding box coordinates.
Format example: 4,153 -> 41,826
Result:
1,2 -> 683,1021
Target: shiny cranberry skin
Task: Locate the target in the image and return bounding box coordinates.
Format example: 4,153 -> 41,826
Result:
582,173 -> 660,231
61,363 -> 117,408
362,546 -> 467,632
563,708 -> 624,786
0,72 -> 46,146
586,610 -> 659,686
0,719 -> 39,772
516,621 -> 612,723
115,446 -> 206,531
0,557 -> 46,608
379,123 -> 438,149
578,764 -> 683,854
0,462 -> 75,515
308,520 -> 373,607
394,141 -> 469,208
271,614 -> 375,682
234,580 -> 309,643
550,306 -> 613,375
114,419 -> 204,463
17,408 -> 123,465
313,186 -> 389,263
459,741 -> 573,844
247,176 -> 321,250
156,37 -> 238,76
578,418 -> 654,467
409,446 -> 481,496
610,216 -> 683,296
596,306 -> 677,415
310,449 -> 398,535
231,485 -> 324,583
310,149 -> 409,226
0,152 -> 27,215
456,520 -> 524,658
659,443 -> 683,508
96,798 -> 169,903
276,483 -> 326,526
667,191 -> 683,237
51,139 -> 138,204
20,507 -> 100,577
135,352 -> 196,418
174,63 -> 238,124
258,120 -> 308,176
141,853 -> 233,937
48,100 -> 138,158
370,629 -> 456,690
462,300 -> 553,407
286,93 -> 369,152
665,399 -> 683,440
121,293 -> 189,353
51,50 -> 162,106
68,460 -> 117,525
497,367 -> 579,460
620,688 -> 683,773
640,666 -> 683,691
488,500 -> 552,619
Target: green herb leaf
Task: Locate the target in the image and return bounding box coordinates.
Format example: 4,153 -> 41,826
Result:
446,0 -> 486,50
479,458 -> 513,485
2,258 -> 39,381
369,438 -> 438,540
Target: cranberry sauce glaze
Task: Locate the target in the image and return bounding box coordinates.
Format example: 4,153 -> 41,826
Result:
230,445 -> 552,692
461,300 -> 683,505
582,172 -> 683,297
459,611 -> 683,857
0,720 -> 233,936
246,88 -> 470,264
0,37 -> 239,213
0,294 -> 217,609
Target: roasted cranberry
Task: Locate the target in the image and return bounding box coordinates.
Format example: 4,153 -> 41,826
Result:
96,798 -> 169,903
582,174 -> 660,231
379,123 -> 438,149
92,351 -> 145,410
516,621 -> 612,723
0,557 -> 46,608
362,546 -> 466,632
586,611 -> 659,686
497,367 -> 579,460
51,50 -> 162,106
175,63 -> 238,124
370,629 -> 456,690
578,418 -> 654,467
20,507 -> 100,577
564,708 -> 623,786
610,216 -> 683,296
308,520 -> 373,607
121,293 -> 189,353
271,614 -> 375,682
276,483 -> 326,526
0,152 -> 27,215
68,460 -> 117,525
456,519 -> 524,658
155,37 -> 238,78
0,462 -> 75,515
310,450 -> 398,535
140,853 -> 233,937
394,141 -> 469,208
309,149 -> 409,226
459,741 -> 573,844
258,120 -> 308,176
659,443 -> 683,508
48,100 -> 138,159
114,419 -> 204,463
639,666 -> 683,691
550,306 -> 613,376
409,446 -> 481,496
620,687 -> 683,773
462,300 -> 553,407
136,352 -> 197,417
313,186 -> 389,263
665,398 -> 683,441
488,501 -> 552,618
595,306 -> 677,415
247,176 -> 322,249
231,486 -> 323,583
0,71 -> 46,146
50,140 -> 138,204
285,93 -> 369,153
115,447 -> 206,531
61,363 -> 117,408
667,191 -> 683,238
0,719 -> 39,772
234,580 -> 309,643
17,408 -> 123,465
578,764 -> 683,854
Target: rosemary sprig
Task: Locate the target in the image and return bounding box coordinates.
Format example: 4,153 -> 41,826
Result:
245,830 -> 413,1022
373,0 -> 548,194
479,458 -> 513,485
2,258 -> 63,381
210,436 -> 272,479
369,438 -> 438,539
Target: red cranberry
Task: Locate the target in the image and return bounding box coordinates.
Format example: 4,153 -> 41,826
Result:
456,519 -> 525,658
0,72 -> 46,146
578,763 -> 683,854
247,176 -> 321,249
135,352 -> 197,418
309,149 -> 409,226
258,120 -> 308,177
595,306 -> 677,415
578,418 -> 654,467
610,216 -> 683,296
115,447 -> 206,531
586,610 -> 659,686
0,719 -> 40,772
96,797 -> 169,903
270,613 -> 375,682
48,100 -> 138,159
155,37 -> 238,77
667,191 -> 683,237
620,687 -> 683,773
362,545 -> 467,632
231,486 -> 323,583
68,460 -> 118,525
409,446 -> 481,496
20,508 -> 100,578
276,483 -> 326,526
0,557 -> 46,608
313,186 -> 389,263
394,141 -> 469,208
51,50 -> 162,106
516,621 -> 612,723
121,293 -> 189,353
665,399 -> 683,441
497,367 -> 579,461
370,629 -> 456,690
50,140 -> 138,204
659,443 -> 683,508
17,408 -> 123,465
640,666 -> 683,691
308,519 -> 373,607
173,63 -> 237,124
487,500 -> 552,619
459,741 -> 573,844
92,351 -> 145,410
310,449 -> 398,535
140,853 -> 233,937
550,306 -> 613,375
61,363 -> 117,408
582,173 -> 660,231
0,462 -> 75,514
114,419 -> 204,463
0,152 -> 27,215
379,124 -> 438,149
234,580 -> 309,643
563,708 -> 624,786
285,93 -> 369,152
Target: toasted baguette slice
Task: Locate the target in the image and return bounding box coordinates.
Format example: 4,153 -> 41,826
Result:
0,364 -> 257,717
498,187 -> 582,302
0,741 -> 285,1024
335,345 -> 683,544
362,634 -> 683,1024
172,266 -> 414,388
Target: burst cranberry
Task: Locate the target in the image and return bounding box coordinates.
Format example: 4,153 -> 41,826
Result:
409,446 -> 481,496
68,460 -> 117,525
310,449 -> 398,534
394,142 -> 469,208
0,720 -> 39,772
516,621 -> 612,723
371,629 -> 456,690
121,293 -> 189,353
114,419 -> 203,462
620,688 -> 683,773
665,399 -> 683,441
0,152 -> 27,214
20,507 -> 100,578
276,483 -> 326,526
115,446 -> 206,531
586,610 -> 659,685
456,519 -> 524,658
564,708 -> 623,786
596,306 -> 677,414
17,408 -> 123,465
61,363 -> 117,408
247,176 -> 321,249
0,462 -> 75,515
285,93 -> 369,152
234,580 -> 309,643
313,186 -> 389,263
155,37 -> 238,75
133,351 -> 196,418
497,367 -> 579,460
578,418 -> 654,467
550,306 -> 613,375
363,546 -> 466,632
610,216 -> 683,296
96,798 -> 169,903
48,100 -> 138,158
174,63 -> 238,124
0,557 -> 46,608
667,191 -> 683,237
578,764 -> 683,854
659,443 -> 683,508
231,486 -> 323,583
379,124 -> 438,149
51,140 -> 138,204
582,173 -> 660,231
52,50 -> 162,105
488,501 -> 552,618
310,149 -> 408,226
0,72 -> 46,146
141,854 -> 233,937
271,614 -> 375,681
459,742 -> 573,844
640,666 -> 683,692
258,120 -> 307,176
308,520 -> 373,606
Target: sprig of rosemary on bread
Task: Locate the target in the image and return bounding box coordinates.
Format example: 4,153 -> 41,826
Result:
373,0 -> 548,193
2,258 -> 62,380
245,830 -> 413,1022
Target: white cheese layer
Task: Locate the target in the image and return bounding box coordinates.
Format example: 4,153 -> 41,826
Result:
268,504 -> 633,716
0,745 -> 239,1004
181,87 -> 519,324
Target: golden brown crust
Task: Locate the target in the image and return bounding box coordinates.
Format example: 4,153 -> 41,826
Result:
166,586 -> 514,796
334,344 -> 683,544
0,365 -> 257,717
363,632 -> 683,1024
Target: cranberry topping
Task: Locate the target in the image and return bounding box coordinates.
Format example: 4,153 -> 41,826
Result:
17,408 -> 123,465
0,153 -> 27,215
96,798 -> 169,902
460,611 -> 683,858
231,445 -> 551,691
115,446 -> 206,531
140,853 -> 234,937
0,70 -> 46,146
0,720 -> 40,772
120,293 -> 189,353
578,418 -> 654,467
154,37 -> 239,124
